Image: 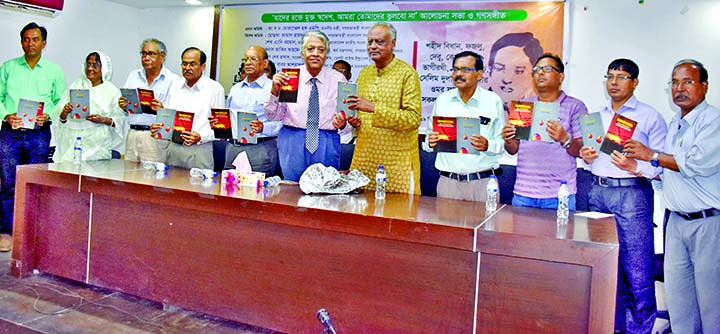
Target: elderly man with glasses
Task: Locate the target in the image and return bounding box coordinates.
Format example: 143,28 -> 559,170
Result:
422,51 -> 504,201
211,46 -> 281,176
502,53 -> 588,210
118,38 -> 179,162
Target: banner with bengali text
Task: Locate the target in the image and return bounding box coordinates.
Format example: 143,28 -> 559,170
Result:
219,1 -> 564,131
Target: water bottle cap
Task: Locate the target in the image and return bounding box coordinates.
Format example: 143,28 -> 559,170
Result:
489,175 -> 496,179
76,137 -> 81,140
378,164 -> 384,169
561,180 -> 567,185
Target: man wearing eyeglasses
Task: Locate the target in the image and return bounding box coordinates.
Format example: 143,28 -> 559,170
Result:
212,46 -> 281,176
150,47 -> 225,170
502,53 -> 588,210
346,22 -> 422,195
0,22 -> 65,252
422,51 -> 504,201
265,30 -> 347,181
624,59 -> 720,334
119,38 -> 179,162
579,59 -> 667,334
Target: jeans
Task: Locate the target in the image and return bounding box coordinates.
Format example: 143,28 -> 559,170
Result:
588,181 -> 656,334
511,193 -> 576,211
0,123 -> 51,234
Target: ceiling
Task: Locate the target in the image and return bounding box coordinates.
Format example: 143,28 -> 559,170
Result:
106,0 -> 373,9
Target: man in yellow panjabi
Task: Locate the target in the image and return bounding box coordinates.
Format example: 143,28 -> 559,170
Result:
346,22 -> 422,194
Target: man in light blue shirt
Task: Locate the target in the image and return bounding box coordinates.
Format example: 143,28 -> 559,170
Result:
214,46 -> 280,176
625,59 -> 720,334
579,59 -> 667,334
119,38 -> 179,162
423,51 -> 504,201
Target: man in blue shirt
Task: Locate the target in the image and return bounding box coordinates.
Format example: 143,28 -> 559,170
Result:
0,22 -> 66,252
212,46 -> 280,176
580,59 -> 667,334
625,59 -> 720,334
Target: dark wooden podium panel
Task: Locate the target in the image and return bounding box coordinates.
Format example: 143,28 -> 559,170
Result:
12,161 -> 618,333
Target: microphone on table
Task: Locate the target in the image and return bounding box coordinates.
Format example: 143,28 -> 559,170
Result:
316,308 -> 337,334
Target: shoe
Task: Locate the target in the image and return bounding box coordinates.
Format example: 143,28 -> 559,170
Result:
0,234 -> 12,252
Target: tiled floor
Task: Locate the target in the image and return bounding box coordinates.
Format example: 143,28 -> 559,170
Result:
0,252 -> 279,334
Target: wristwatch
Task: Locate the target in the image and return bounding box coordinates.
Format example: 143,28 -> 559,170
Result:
561,137 -> 572,149
650,152 -> 660,167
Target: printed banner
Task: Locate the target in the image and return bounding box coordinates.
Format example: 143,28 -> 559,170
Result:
219,1 -> 564,131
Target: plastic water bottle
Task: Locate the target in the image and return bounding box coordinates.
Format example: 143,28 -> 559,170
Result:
189,168 -> 204,178
190,168 -> 216,179
486,175 -> 499,212
263,176 -> 282,187
375,164 -> 386,200
557,180 -> 570,224
73,137 -> 83,164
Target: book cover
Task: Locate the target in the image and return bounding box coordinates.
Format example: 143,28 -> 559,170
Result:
456,117 -> 482,155
236,111 -> 258,144
529,101 -> 559,142
278,68 -> 300,103
579,112 -> 605,151
137,88 -> 155,114
336,82 -> 357,118
172,111 -> 195,145
433,116 -> 457,153
600,113 -> 638,155
120,88 -> 141,115
508,100 -> 533,141
17,99 -> 44,130
69,89 -> 90,122
211,108 -> 233,139
153,108 -> 176,141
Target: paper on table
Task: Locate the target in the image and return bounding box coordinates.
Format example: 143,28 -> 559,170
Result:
574,211 -> 615,219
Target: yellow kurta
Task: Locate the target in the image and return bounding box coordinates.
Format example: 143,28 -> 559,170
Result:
351,57 -> 422,194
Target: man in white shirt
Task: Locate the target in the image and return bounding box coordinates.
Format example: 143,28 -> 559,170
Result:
150,47 -> 224,169
212,46 -> 280,175
119,38 -> 179,162
423,51 -> 505,201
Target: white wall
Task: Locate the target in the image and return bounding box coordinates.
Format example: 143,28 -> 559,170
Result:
0,0 -> 214,88
566,0 -> 720,117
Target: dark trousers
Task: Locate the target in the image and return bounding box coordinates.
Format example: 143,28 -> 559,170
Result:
0,122 -> 51,234
588,180 -> 656,334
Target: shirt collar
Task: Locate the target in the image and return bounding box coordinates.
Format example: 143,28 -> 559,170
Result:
451,86 -> 483,104
376,55 -> 397,76
678,100 -> 709,126
182,76 -> 204,91
241,74 -> 270,88
603,95 -> 638,114
21,56 -> 46,69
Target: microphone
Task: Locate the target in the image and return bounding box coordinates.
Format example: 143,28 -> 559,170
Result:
316,308 -> 337,334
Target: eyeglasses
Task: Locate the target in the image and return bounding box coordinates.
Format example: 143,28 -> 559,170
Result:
140,51 -> 159,58
604,74 -> 633,81
242,57 -> 262,63
451,67 -> 477,74
668,79 -> 697,88
532,65 -> 560,74
84,62 -> 100,69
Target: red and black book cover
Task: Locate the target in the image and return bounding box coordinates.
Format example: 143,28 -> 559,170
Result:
600,113 -> 637,155
137,88 -> 156,115
172,111 -> 194,145
278,68 -> 300,103
433,116 -> 457,153
508,100 -> 533,140
211,108 -> 233,139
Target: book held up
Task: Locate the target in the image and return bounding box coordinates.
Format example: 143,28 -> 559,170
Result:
17,99 -> 44,129
336,82 -> 357,118
153,108 -> 176,141
432,116 -> 487,155
172,111 -> 195,145
278,68 -> 300,103
508,100 -> 559,142
236,111 -> 258,144
211,108 -> 233,139
599,113 -> 637,155
580,113 -> 604,152
69,89 -> 90,122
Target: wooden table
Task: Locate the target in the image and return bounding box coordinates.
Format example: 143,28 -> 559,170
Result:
11,161 -> 618,333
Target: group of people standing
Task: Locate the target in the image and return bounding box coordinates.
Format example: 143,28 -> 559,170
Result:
0,19 -> 718,334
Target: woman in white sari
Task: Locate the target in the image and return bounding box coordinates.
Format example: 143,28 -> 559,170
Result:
53,51 -> 127,162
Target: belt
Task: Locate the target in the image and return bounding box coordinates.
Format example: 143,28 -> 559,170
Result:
130,124 -> 151,131
440,169 -> 500,182
673,208 -> 720,221
595,176 -> 648,187
226,136 -> 277,145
